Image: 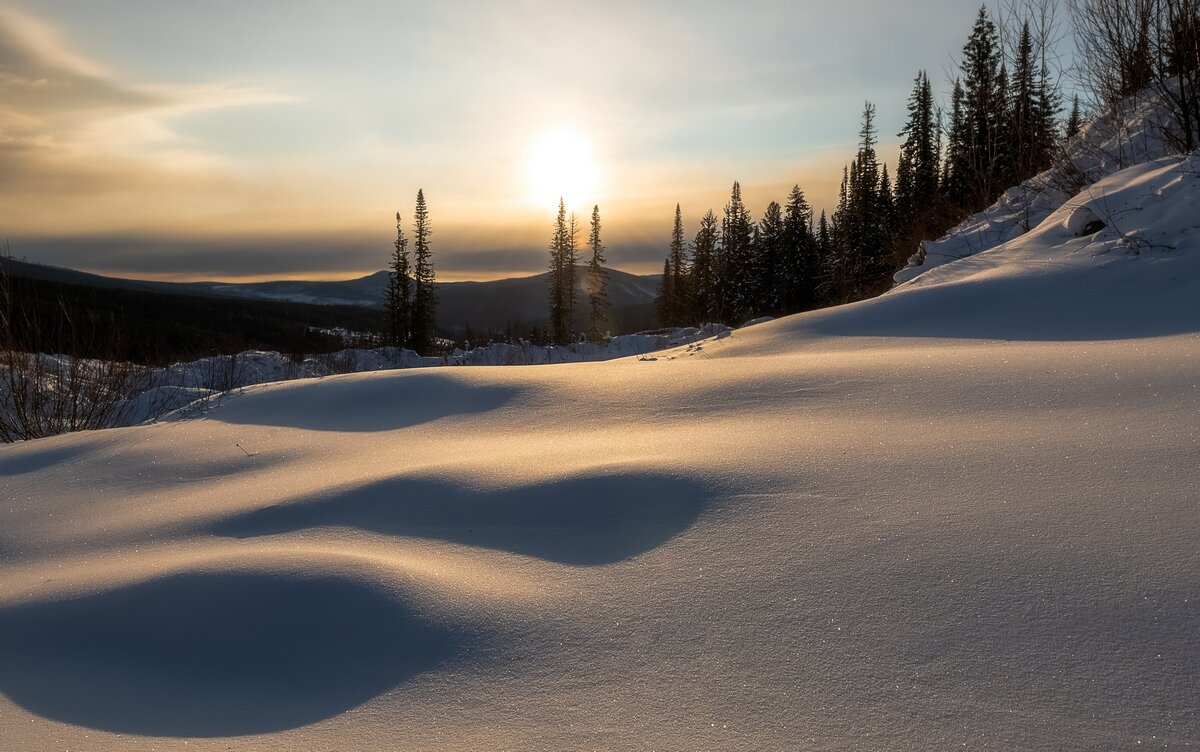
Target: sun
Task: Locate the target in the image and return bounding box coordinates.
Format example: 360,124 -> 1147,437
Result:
524,129 -> 599,210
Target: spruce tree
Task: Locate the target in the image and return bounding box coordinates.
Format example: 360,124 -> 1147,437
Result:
1065,94 -> 1082,141
410,189 -> 437,353
668,204 -> 689,326
547,199 -> 572,345
815,209 -> 832,305
655,258 -> 674,328
828,166 -> 853,303
385,212 -> 412,348
878,163 -> 895,260
1033,60 -> 1062,167
585,205 -> 609,344
1009,21 -> 1039,181
566,211 -> 580,337
782,185 -> 815,312
850,103 -> 887,295
942,78 -> 971,212
690,210 -> 721,324
756,200 -> 785,316
961,5 -> 1004,206
720,181 -> 755,323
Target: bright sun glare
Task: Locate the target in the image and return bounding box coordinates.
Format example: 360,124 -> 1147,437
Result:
525,129 -> 599,210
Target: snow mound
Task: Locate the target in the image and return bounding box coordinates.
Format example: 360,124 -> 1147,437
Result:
740,154 -> 1200,344
897,92 -> 1180,284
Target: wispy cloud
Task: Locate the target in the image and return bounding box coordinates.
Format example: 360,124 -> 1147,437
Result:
0,6 -> 300,224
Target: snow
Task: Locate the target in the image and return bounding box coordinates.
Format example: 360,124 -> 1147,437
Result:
896,93 -> 1180,284
1,155 -> 1198,748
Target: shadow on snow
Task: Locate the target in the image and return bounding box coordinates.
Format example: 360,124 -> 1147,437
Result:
0,571 -> 470,737
209,472 -> 715,566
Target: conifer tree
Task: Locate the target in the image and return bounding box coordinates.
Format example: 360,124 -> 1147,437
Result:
756,200 -> 785,316
720,181 -> 755,323
1033,59 -> 1062,165
667,204 -> 689,326
827,166 -> 853,303
547,199 -> 572,345
566,211 -> 580,335
782,185 -> 816,312
942,78 -> 971,211
995,61 -> 1014,187
655,258 -> 675,327
385,212 -> 412,348
961,5 -> 1005,206
1009,21 -> 1041,181
896,70 -> 940,243
850,103 -> 887,294
410,189 -> 437,353
1065,94 -> 1082,140
585,205 -> 609,344
815,209 -> 832,304
878,163 -> 895,254
690,210 -> 721,323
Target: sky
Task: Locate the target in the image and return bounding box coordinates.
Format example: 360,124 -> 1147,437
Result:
1,0 -> 991,281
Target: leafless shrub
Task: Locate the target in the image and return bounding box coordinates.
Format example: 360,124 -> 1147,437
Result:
0,248 -> 153,441
1070,0 -> 1200,152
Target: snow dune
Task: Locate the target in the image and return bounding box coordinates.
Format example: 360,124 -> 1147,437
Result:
1,158 -> 1198,750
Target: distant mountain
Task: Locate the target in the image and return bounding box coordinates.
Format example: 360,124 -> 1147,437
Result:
1,258 -> 662,338
434,267 -> 660,337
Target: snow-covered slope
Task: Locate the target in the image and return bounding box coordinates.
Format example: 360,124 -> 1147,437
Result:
897,93 -> 1180,284
0,160 -> 1197,750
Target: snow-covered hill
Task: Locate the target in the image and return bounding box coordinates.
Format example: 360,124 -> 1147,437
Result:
0,156 -> 1197,750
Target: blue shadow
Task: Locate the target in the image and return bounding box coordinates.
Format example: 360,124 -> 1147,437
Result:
208,372 -> 525,432
0,572 -> 470,737
209,473 -> 714,566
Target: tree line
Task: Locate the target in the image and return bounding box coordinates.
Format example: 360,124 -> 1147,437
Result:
654,3 -> 1073,328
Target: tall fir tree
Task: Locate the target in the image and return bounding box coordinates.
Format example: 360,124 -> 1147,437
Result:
547,199 -> 573,345
410,189 -> 437,353
815,209 -> 833,304
1009,21 -> 1040,182
585,205 -> 609,344
781,185 -> 816,312
690,210 -> 721,324
942,78 -> 971,212
756,200 -> 785,316
960,5 -> 1005,207
667,204 -> 689,326
720,181 -> 755,323
566,211 -> 580,335
385,212 -> 412,348
1033,59 -> 1061,167
655,257 -> 675,327
878,163 -> 895,256
1065,95 -> 1082,141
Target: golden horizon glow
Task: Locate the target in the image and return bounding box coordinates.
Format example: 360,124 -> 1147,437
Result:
524,129 -> 600,211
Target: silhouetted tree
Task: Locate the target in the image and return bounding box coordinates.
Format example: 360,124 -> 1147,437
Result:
655,257 -> 674,327
756,200 -> 785,315
585,205 -> 609,343
547,198 -> 573,345
720,181 -> 755,323
410,189 -> 437,353
385,212 -> 412,347
1065,94 -> 1083,139
781,185 -> 816,312
690,210 -> 721,323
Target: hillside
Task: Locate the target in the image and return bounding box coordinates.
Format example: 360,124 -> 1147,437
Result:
1,258 -> 661,339
0,152 -> 1196,750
